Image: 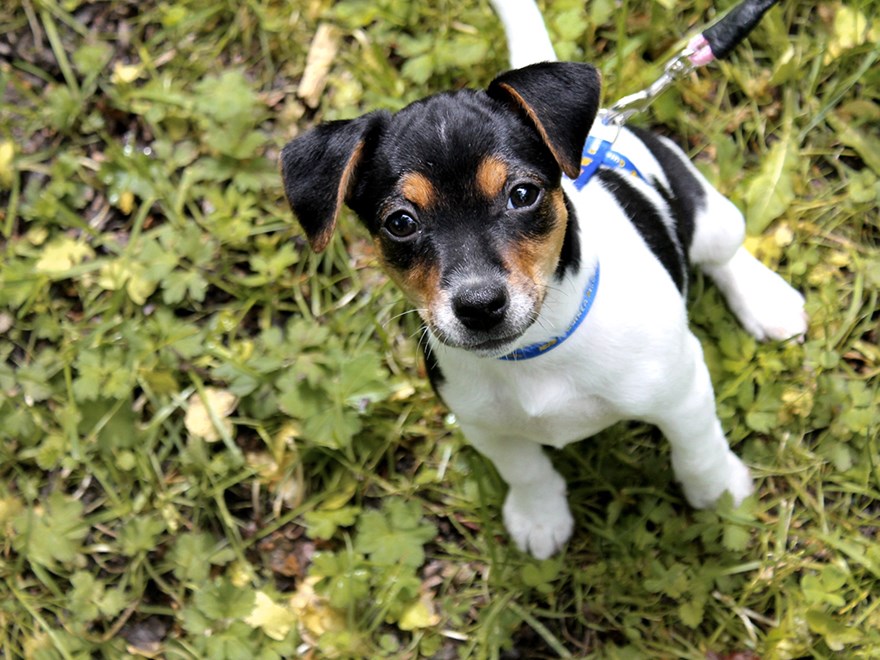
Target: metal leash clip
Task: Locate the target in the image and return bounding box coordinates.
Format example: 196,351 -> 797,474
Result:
601,46 -> 698,127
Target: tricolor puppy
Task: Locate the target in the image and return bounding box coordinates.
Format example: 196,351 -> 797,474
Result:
280,0 -> 807,559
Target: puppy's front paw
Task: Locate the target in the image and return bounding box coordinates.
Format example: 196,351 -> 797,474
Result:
502,483 -> 573,559
679,451 -> 754,509
731,259 -> 808,342
744,280 -> 807,342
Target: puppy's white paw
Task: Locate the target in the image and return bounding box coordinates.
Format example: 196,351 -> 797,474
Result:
502,483 -> 573,559
679,451 -> 754,510
738,270 -> 807,342
719,251 -> 808,342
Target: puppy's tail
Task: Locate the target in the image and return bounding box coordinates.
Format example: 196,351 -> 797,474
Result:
490,0 -> 557,68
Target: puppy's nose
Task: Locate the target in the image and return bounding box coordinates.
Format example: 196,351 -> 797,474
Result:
452,282 -> 509,331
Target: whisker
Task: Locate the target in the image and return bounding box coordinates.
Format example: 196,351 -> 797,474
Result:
421,328 -> 434,354
532,313 -> 551,333
387,308 -> 420,323
382,307 -> 426,330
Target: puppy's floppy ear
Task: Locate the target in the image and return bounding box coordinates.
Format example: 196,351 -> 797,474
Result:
280,112 -> 386,252
488,62 -> 601,179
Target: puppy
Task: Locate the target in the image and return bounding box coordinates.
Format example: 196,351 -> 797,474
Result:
280,0 -> 807,559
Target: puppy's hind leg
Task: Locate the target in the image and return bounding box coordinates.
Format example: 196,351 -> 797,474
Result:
682,150 -> 807,341
461,424 -> 573,559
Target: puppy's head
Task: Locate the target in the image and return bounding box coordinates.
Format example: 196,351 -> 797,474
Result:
281,62 -> 601,355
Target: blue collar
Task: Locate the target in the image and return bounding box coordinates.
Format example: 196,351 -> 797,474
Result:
498,263 -> 600,361
571,133 -> 646,190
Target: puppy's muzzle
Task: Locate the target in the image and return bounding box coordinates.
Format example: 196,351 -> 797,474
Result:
451,280 -> 510,332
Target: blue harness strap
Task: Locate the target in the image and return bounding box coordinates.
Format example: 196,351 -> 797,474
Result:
572,134 -> 646,190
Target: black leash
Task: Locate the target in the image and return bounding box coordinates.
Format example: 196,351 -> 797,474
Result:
703,0 -> 779,60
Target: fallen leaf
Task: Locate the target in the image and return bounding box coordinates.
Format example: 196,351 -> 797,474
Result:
297,23 -> 340,108
34,238 -> 95,275
290,576 -> 346,641
398,593 -> 440,631
124,262 -> 158,305
119,190 -> 135,214
0,140 -> 14,187
97,259 -> 127,291
111,61 -> 142,84
184,387 -> 238,442
827,5 -> 879,61
245,590 -> 294,641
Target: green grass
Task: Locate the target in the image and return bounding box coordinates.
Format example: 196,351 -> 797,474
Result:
1,0 -> 878,657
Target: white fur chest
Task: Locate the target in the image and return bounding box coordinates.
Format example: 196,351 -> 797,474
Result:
435,347 -> 620,448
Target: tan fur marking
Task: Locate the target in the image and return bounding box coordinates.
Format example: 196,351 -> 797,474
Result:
496,82 -> 579,179
503,188 -> 569,296
404,262 -> 441,313
311,141 -> 364,252
475,156 -> 509,199
373,237 -> 441,318
400,172 -> 436,209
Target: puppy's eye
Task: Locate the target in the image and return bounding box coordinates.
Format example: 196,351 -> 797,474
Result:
507,183 -> 541,209
383,211 -> 419,239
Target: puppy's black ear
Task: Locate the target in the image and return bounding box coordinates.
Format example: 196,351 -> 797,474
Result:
488,62 -> 601,179
280,112 -> 386,252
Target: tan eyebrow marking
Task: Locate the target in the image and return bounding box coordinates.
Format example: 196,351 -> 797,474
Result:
400,171 -> 436,209
475,155 -> 509,199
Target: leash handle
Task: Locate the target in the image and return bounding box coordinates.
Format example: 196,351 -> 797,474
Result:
702,0 -> 779,60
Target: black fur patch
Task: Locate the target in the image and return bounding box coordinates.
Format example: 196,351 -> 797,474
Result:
628,127 -> 703,255
597,169 -> 688,293
280,112 -> 388,251
555,193 -> 581,279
